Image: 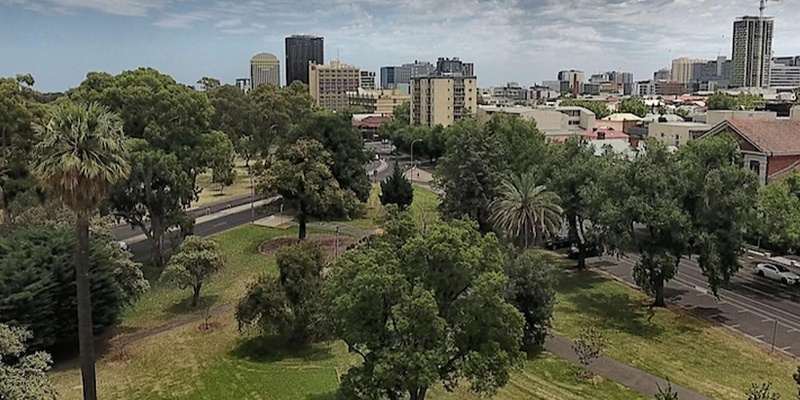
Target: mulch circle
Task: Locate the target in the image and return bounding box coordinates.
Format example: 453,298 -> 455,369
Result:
259,234 -> 356,258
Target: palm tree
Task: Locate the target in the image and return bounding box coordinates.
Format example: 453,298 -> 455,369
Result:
32,102 -> 130,400
490,172 -> 563,248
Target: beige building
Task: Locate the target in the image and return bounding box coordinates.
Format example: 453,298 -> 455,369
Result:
704,109 -> 778,126
479,106 -> 570,132
671,57 -> 705,83
250,53 -> 280,88
309,61 -> 361,111
555,106 -> 596,129
411,75 -> 477,127
347,88 -> 410,115
648,122 -> 713,147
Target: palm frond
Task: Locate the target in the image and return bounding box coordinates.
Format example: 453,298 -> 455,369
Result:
489,172 -> 563,247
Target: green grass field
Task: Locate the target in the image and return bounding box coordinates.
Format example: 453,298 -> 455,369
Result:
192,159 -> 253,209
50,186 -> 800,399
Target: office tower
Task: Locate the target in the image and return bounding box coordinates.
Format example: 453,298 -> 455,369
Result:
285,35 -> 324,86
671,57 -> 705,83
463,62 -> 474,77
250,53 -> 280,89
731,16 -> 774,87
769,57 -> 800,88
557,69 -> 584,96
360,70 -> 376,89
380,66 -> 397,89
411,57 -> 477,128
309,60 -> 360,111
235,78 -> 251,93
653,68 -> 670,81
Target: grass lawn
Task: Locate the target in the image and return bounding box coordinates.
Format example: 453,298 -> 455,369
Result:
192,159 -> 252,209
551,258 -> 800,399
336,184 -> 440,230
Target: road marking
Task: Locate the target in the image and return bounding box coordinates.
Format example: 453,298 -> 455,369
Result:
728,324 -> 740,329
762,318 -> 773,323
213,222 -> 227,228
738,309 -> 749,313
754,335 -> 765,339
781,346 -> 792,351
788,328 -> 799,333
693,285 -> 708,294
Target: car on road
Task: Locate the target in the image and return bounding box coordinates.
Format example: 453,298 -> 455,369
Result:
118,241 -> 129,251
567,243 -> 602,259
755,262 -> 799,285
545,235 -> 571,250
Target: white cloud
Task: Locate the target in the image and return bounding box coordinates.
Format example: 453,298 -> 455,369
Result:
214,18 -> 241,28
152,10 -> 212,29
46,0 -> 173,16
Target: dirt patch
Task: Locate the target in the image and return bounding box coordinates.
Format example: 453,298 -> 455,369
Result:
259,234 -> 356,259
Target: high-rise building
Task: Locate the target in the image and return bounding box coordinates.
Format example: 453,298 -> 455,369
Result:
557,69 -> 584,95
691,56 -> 733,85
285,35 -> 324,86
769,59 -> 800,88
250,53 -> 280,89
235,78 -> 251,93
411,57 -> 477,127
309,60 -> 360,111
463,62 -> 475,77
360,70 -> 376,89
671,57 -> 705,83
380,66 -> 397,89
347,88 -> 411,115
731,16 -> 774,87
653,68 -> 671,81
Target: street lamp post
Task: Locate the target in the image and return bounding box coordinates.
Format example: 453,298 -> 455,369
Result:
249,165 -> 255,223
410,139 -> 423,182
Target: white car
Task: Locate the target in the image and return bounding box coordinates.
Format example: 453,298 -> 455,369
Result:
118,241 -> 129,251
755,263 -> 800,285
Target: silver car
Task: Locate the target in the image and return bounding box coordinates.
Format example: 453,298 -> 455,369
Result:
755,263 -> 800,285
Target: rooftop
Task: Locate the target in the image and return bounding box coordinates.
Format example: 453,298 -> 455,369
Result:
650,122 -> 712,128
582,127 -> 629,140
721,119 -> 800,155
603,113 -> 642,121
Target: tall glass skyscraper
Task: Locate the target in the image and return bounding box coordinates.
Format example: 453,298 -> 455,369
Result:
285,35 -> 324,86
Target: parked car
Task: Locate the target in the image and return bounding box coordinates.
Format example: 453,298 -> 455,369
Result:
545,235 -> 571,250
567,243 -> 602,259
755,263 -> 799,285
118,241 -> 129,251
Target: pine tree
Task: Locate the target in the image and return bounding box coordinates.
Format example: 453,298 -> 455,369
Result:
380,161 -> 414,211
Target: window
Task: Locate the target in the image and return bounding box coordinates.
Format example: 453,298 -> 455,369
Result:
749,160 -> 760,173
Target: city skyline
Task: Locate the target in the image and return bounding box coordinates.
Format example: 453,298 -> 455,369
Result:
2,0 -> 800,92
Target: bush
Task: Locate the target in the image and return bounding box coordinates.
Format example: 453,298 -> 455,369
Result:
0,222 -> 147,352
504,250 -> 556,351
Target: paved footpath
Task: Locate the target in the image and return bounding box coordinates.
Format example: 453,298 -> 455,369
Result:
545,334 -> 712,400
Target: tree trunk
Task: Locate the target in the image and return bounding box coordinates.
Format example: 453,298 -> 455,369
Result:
568,216 -> 586,270
192,282 -> 202,307
76,213 -> 97,400
150,217 -> 165,268
654,279 -> 666,307
409,387 -> 428,400
298,214 -> 307,240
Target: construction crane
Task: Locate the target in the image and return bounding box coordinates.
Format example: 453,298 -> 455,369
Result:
759,0 -> 779,18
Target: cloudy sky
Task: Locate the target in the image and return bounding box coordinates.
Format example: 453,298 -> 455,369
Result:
1,0 -> 799,92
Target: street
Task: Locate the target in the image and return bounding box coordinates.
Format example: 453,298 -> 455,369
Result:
592,253 -> 800,358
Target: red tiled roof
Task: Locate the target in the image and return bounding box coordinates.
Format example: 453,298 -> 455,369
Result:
581,127 -> 629,140
353,115 -> 391,129
727,119 -> 800,155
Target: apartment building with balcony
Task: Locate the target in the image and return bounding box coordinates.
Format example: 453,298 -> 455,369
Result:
411,57 -> 477,127
309,60 -> 361,111
347,88 -> 410,115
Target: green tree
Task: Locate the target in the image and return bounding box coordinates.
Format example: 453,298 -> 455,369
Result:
259,139 -> 358,239
380,162 -> 414,210
737,93 -> 766,110
236,241 -> 326,344
394,100 -> 410,125
674,108 -> 690,120
560,99 -> 611,119
0,324 -> 57,400
161,236 -> 224,307
550,137 -> 603,269
204,130 -> 237,192
504,250 -> 556,350
755,172 -> 800,252
490,173 -> 563,248
617,97 -> 650,118
327,218 -> 524,400
249,81 -> 315,150
0,219 -> 147,351
706,92 -> 739,110
291,110 -> 372,201
597,140 -> 689,307
678,137 -> 758,294
70,68 -> 228,267
32,101 -> 130,400
206,85 -> 259,165
196,76 -> 221,91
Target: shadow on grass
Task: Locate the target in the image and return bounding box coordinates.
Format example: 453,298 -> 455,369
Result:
230,335 -> 335,363
305,391 -> 339,400
555,269 -> 666,338
165,294 -> 221,317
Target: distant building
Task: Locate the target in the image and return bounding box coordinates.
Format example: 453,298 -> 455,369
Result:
285,35 -> 324,86
541,80 -> 561,92
653,68 -> 671,81
528,85 -> 559,102
380,66 -> 397,89
635,80 -> 656,97
250,53 -> 280,88
235,78 -> 251,93
655,81 -> 687,96
732,16 -> 774,88
309,60 -> 360,111
347,88 -> 410,115
671,57 -> 706,83
648,121 -> 713,148
411,57 -> 477,127
770,58 -> 800,88
492,82 -> 527,102
555,105 -> 596,129
691,56 -> 733,89
463,62 -> 475,77
558,70 -> 584,95
360,70 -> 376,89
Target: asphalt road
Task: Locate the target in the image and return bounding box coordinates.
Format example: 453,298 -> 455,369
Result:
590,253 -> 800,358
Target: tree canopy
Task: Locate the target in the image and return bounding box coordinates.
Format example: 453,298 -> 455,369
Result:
327,216 -> 524,400
380,162 -> 414,211
559,99 -> 611,119
161,235 -> 224,307
0,324 -> 57,400
617,97 -> 650,118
